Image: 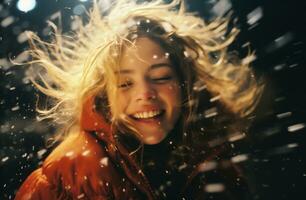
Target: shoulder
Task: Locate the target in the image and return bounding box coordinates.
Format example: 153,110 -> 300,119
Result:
15,168 -> 57,200
44,130 -> 107,167
43,130 -> 115,182
16,131 -> 123,199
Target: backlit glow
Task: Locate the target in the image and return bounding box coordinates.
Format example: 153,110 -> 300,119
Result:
16,0 -> 37,13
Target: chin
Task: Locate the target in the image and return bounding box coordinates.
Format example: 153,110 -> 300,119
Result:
142,133 -> 167,145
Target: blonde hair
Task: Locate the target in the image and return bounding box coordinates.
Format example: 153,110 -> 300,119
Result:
26,0 -> 263,140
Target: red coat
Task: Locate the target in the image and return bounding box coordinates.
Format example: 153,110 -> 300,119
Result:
15,98 -> 248,200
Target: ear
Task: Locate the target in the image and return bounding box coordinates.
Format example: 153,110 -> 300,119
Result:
80,96 -> 111,133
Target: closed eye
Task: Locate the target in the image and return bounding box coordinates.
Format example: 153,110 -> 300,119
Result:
118,81 -> 133,88
151,76 -> 173,83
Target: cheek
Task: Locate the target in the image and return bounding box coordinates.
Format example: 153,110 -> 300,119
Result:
169,83 -> 182,101
116,91 -> 130,113
160,83 -> 182,105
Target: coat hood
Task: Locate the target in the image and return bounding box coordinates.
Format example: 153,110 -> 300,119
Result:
80,96 -> 111,133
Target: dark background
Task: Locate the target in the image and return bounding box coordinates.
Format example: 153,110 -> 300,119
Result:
1,0 -> 306,199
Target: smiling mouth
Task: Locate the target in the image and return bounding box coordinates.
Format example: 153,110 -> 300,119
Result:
130,110 -> 165,121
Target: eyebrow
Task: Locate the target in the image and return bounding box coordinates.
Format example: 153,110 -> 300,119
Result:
116,63 -> 173,74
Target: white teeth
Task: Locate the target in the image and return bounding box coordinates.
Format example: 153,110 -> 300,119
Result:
133,110 -> 162,119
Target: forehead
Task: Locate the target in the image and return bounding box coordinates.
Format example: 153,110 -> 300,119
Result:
119,37 -> 170,69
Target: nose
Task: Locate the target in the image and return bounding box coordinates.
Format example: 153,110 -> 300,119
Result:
134,80 -> 157,101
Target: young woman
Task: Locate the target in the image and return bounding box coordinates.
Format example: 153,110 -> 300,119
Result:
15,0 -> 263,199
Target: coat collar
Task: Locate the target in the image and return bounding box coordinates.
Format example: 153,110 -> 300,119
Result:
79,96 -> 157,199
80,96 -> 111,133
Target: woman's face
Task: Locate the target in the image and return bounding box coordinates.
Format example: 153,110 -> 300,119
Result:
115,37 -> 182,145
